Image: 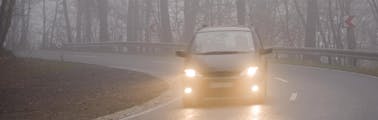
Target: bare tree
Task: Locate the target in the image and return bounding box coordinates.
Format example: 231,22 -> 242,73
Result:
144,0 -> 153,42
127,0 -> 138,42
48,0 -> 60,48
97,0 -> 110,42
304,0 -> 319,48
236,0 -> 246,25
367,0 -> 378,48
2,0 -> 377,51
62,0 -> 72,43
283,0 -> 293,47
293,0 -> 306,29
183,0 -> 199,43
0,0 -> 16,49
19,0 -> 32,49
328,0 -> 343,49
75,0 -> 83,43
159,0 -> 172,42
83,0 -> 93,43
42,0 -> 47,47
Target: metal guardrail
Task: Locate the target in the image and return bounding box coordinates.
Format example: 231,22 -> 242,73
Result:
60,42 -> 378,75
271,47 -> 378,75
64,41 -> 185,48
62,41 -> 185,55
271,47 -> 378,76
62,42 -> 378,61
273,47 -> 378,61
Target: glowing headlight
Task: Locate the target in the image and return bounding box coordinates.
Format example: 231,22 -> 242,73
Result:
184,87 -> 192,94
251,85 -> 259,92
185,69 -> 196,78
247,67 -> 258,76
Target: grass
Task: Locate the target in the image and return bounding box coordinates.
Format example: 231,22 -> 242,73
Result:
0,57 -> 168,120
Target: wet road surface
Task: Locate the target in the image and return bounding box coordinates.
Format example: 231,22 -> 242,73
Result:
15,50 -> 378,120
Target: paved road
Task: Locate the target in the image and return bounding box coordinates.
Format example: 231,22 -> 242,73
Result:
15,50 -> 378,120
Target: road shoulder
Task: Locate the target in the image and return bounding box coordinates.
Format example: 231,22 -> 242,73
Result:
0,58 -> 168,120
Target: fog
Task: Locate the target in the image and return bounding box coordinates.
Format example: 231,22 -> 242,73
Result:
1,0 -> 378,120
0,0 -> 377,51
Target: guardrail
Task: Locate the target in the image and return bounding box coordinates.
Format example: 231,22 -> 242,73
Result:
62,41 -> 185,55
62,42 -> 378,61
61,42 -> 378,75
272,47 -> 378,76
273,48 -> 378,61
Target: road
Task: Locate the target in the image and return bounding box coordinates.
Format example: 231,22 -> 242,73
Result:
15,50 -> 378,120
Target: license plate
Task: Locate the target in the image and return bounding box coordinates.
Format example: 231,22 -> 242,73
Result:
210,82 -> 233,88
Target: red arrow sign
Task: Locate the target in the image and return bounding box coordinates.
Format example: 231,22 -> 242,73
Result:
345,16 -> 355,28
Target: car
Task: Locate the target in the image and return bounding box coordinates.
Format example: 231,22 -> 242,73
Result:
176,26 -> 272,107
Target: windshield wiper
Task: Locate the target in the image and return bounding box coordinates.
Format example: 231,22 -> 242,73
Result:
196,51 -> 251,55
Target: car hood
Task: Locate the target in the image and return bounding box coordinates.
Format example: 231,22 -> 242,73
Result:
188,53 -> 258,73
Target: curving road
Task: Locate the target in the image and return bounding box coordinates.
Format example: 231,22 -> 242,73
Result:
15,50 -> 378,120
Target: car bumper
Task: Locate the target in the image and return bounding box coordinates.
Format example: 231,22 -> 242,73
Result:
182,76 -> 264,99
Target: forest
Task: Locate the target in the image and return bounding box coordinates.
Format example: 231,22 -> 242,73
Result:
0,0 -> 378,51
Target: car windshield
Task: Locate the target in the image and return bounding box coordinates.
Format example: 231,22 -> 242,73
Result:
191,31 -> 255,54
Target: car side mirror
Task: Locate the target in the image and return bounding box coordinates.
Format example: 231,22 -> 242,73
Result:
176,51 -> 188,57
258,48 -> 273,55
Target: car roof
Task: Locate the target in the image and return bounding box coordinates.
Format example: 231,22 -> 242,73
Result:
198,26 -> 251,33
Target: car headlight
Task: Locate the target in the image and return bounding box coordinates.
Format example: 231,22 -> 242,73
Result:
251,85 -> 259,92
246,66 -> 258,77
184,87 -> 192,94
185,69 -> 196,78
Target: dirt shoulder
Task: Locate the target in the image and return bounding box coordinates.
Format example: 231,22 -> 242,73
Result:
0,58 -> 168,120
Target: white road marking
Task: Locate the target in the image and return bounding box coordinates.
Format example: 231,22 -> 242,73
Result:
289,92 -> 298,102
120,97 -> 181,120
274,77 -> 289,83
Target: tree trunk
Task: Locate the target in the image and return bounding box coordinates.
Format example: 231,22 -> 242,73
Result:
328,0 -> 343,49
183,0 -> 199,43
5,3 -> 20,50
293,0 -> 306,30
159,0 -> 172,42
127,0 -> 137,42
304,0 -> 318,48
0,0 -> 16,49
97,0 -> 109,42
303,0 -> 319,62
367,0 -> 378,49
83,0 -> 93,43
75,0 -> 83,43
42,0 -> 47,47
62,0 -> 73,43
49,0 -> 60,48
236,0 -> 246,25
144,0 -> 153,42
19,0 -> 31,49
283,0 -> 292,47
